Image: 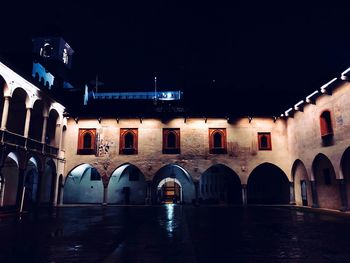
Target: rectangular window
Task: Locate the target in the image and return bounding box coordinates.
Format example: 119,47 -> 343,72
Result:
163,128 -> 180,154
77,128 -> 96,155
209,128 -> 227,154
119,128 -> 138,154
258,132 -> 272,150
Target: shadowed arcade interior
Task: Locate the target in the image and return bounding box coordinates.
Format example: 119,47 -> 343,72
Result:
292,160 -> 312,206
107,163 -> 146,205
247,163 -> 290,204
199,164 -> 242,204
63,164 -> 103,204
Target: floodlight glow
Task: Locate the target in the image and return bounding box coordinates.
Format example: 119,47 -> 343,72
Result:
320,78 -> 337,93
294,100 -> 304,110
341,67 -> 350,76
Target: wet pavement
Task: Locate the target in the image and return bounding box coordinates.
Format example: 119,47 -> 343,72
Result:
1,205 -> 350,262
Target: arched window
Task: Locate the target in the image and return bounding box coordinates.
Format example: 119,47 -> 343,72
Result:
213,132 -> 222,148
77,129 -> 96,155
83,133 -> 92,149
209,128 -> 227,154
41,43 -> 53,58
163,128 -> 180,154
258,132 -> 272,150
320,110 -> 333,137
120,128 -> 138,154
125,132 -> 134,149
167,132 -> 176,148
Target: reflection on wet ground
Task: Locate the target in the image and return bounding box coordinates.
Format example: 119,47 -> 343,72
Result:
0,205 -> 350,262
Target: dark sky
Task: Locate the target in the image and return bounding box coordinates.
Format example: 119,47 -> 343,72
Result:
1,1 -> 350,116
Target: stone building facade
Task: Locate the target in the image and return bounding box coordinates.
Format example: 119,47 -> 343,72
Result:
0,58 -> 350,211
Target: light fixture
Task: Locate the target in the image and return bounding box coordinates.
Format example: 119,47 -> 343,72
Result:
248,116 -> 253,123
294,100 -> 304,112
305,90 -> 319,104
285,108 -> 293,117
320,78 -> 337,94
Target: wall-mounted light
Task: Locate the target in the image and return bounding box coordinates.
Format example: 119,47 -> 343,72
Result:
294,100 -> 304,112
305,90 -> 319,104
184,117 -> 187,123
320,78 -> 336,94
116,117 -> 119,124
98,117 -> 102,124
204,117 -> 207,123
273,116 -> 277,123
285,108 -> 293,117
341,67 -> 350,80
139,117 -> 143,124
248,116 -> 253,123
74,117 -> 79,124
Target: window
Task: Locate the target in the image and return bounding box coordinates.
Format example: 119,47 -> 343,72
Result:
163,128 -> 180,154
320,110 -> 333,137
209,128 -> 227,154
77,129 -> 96,155
258,132 -> 272,150
120,128 -> 138,154
40,43 -> 53,58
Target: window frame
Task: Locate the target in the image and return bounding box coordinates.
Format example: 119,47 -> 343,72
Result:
257,132 -> 272,151
77,128 -> 96,155
119,128 -> 138,154
209,128 -> 227,154
320,110 -> 334,137
163,128 -> 180,154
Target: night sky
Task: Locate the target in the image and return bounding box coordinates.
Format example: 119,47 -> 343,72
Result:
1,1 -> 350,116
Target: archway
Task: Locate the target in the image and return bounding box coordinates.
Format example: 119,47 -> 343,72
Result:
292,160 -> 312,206
152,164 -> 195,204
157,178 -> 182,204
0,75 -> 5,125
1,152 -> 19,207
247,163 -> 290,204
312,154 -> 341,209
28,99 -> 44,141
23,156 -> 39,210
341,147 -> 350,207
107,163 -> 146,204
40,159 -> 56,204
46,109 -> 59,146
200,164 -> 242,204
7,88 -> 27,135
63,164 -> 103,204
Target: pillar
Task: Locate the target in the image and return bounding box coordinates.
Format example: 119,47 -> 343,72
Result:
146,181 -> 152,204
0,170 -> 4,206
103,186 -> 108,205
50,171 -> 58,206
1,96 -> 10,130
41,116 -> 48,143
15,168 -> 26,212
338,179 -> 349,211
23,107 -> 32,137
290,181 -> 296,205
310,180 -> 319,208
242,184 -> 247,206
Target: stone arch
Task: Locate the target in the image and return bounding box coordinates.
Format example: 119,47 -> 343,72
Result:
7,87 -> 28,135
312,153 -> 341,209
291,159 -> 312,206
40,158 -> 56,204
341,147 -> 350,209
199,164 -> 242,204
46,108 -> 59,146
29,99 -> 44,141
1,152 -> 19,207
151,164 -> 195,204
247,162 -> 290,204
107,163 -> 146,204
23,156 -> 40,209
63,163 -> 103,204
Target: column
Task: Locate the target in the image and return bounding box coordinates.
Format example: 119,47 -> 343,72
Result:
338,179 -> 349,211
242,184 -> 247,206
103,186 -> 108,205
16,168 -> 26,212
41,116 -> 48,143
146,181 -> 152,204
310,180 -> 319,208
23,107 -> 32,137
1,96 -> 10,130
50,172 -> 58,206
0,170 -> 4,206
289,181 -> 296,205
